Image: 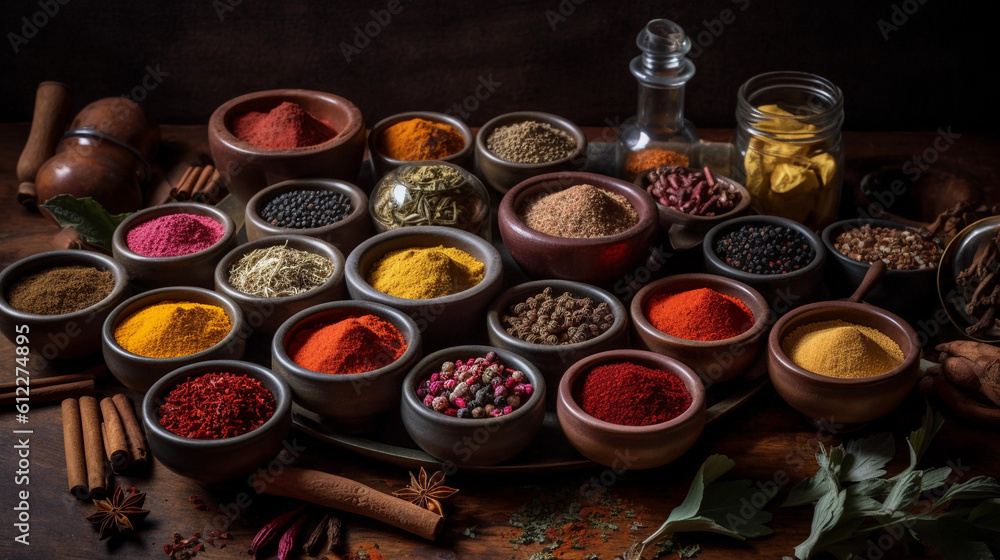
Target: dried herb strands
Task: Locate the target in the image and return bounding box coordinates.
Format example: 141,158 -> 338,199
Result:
834,224 -> 942,270
417,351 -> 534,418
520,184 -> 638,238
260,190 -> 352,229
288,314 -> 407,375
644,165 -> 741,216
486,120 -> 576,164
502,287 -> 614,345
372,163 -> 489,236
126,213 -> 225,258
781,320 -> 904,379
158,372 -> 276,439
228,243 -> 335,297
715,224 -> 816,274
574,362 -> 692,426
6,265 -> 114,315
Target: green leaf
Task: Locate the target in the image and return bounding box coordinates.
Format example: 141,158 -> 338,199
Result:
936,477 -> 1000,506
794,488 -> 847,560
39,195 -> 131,250
842,433 -> 895,482
907,404 -> 945,469
699,480 -> 774,538
880,470 -> 924,515
969,499 -> 1000,528
783,468 -> 837,507
915,517 -> 997,560
842,484 -> 883,519
920,467 -> 952,492
666,455 -> 734,524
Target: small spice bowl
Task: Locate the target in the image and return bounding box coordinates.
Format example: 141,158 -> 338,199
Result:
498,171 -> 658,287
367,111 -> 474,180
271,300 -> 422,427
556,349 -> 706,470
0,250 -> 131,360
475,111 -> 588,194
703,215 -> 826,314
344,226 -> 503,350
630,274 -> 770,385
102,287 -> 247,392
214,235 -> 346,337
208,89 -> 366,204
112,202 -> 237,291
245,178 -> 372,256
485,279 -> 629,409
141,360 -> 292,487
400,345 -> 546,467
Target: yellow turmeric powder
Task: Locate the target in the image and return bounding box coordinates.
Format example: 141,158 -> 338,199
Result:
378,118 -> 464,161
781,319 -> 904,379
367,245 -> 484,299
114,301 -> 232,358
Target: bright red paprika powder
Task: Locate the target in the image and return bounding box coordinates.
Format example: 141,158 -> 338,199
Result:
574,362 -> 692,426
231,101 -> 337,150
288,314 -> 406,375
644,287 -> 753,341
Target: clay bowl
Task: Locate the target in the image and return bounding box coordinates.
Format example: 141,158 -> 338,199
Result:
141,359 -> 292,486
271,300 -> 422,428
822,218 -> 942,321
112,203 -> 237,291
556,349 -> 706,470
344,226 -> 503,350
0,250 -> 131,361
245,178 -> 372,256
498,171 -> 658,287
400,345 -> 546,468
214,235 -> 346,337
485,279 -> 629,409
630,274 -> 771,385
475,111 -> 587,194
208,89 -> 366,204
703,215 -> 826,314
367,111 -> 474,180
633,166 -> 752,250
102,287 -> 247,392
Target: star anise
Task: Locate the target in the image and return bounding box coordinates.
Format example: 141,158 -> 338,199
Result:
86,487 -> 150,540
392,467 -> 458,516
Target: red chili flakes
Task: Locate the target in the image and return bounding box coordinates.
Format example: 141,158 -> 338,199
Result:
157,372 -> 276,439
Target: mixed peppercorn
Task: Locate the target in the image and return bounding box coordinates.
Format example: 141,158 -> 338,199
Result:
417,352 -> 534,418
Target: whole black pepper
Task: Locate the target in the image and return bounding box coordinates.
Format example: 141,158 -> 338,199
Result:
260,190 -> 352,229
714,224 -> 816,275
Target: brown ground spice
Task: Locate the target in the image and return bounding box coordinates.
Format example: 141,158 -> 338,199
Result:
7,266 -> 115,315
520,184 -> 638,238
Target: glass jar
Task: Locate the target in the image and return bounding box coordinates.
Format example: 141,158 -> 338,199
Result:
731,71 -> 844,230
370,161 -> 491,240
617,19 -> 700,181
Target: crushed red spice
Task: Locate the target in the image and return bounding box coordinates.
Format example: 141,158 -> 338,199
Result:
157,372 -> 276,439
575,362 -> 692,426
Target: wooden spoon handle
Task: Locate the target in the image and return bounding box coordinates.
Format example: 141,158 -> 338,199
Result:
16,81 -> 72,207
848,259 -> 887,303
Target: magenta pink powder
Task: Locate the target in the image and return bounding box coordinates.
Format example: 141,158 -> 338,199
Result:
126,213 -> 225,257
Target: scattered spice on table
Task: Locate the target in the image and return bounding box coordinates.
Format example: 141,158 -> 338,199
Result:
259,189 -> 352,229
126,213 -> 225,258
372,163 -> 488,235
344,542 -> 388,560
86,486 -> 149,540
644,287 -> 754,341
6,265 -> 114,315
114,301 -> 232,359
781,319 -> 904,379
164,530 -> 230,560
378,117 -> 464,161
520,184 -> 638,238
643,165 -> 740,216
231,101 -> 336,150
288,314 -> 406,374
417,351 -> 533,418
228,243 -> 335,298
574,362 -> 692,426
367,245 -> 484,299
714,223 -> 816,274
625,147 -> 689,181
834,224 -> 942,270
393,467 -> 459,516
486,120 -> 576,164
158,372 -> 276,439
501,286 -> 614,345
956,229 -> 1000,337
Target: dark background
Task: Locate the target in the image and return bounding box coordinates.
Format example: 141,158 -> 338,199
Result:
0,0 -> 989,132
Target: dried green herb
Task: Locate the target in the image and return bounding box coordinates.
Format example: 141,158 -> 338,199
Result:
227,243 -> 335,298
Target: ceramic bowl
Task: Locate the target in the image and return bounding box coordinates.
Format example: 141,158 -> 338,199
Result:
214,235 -> 346,337
556,349 -> 706,470
634,167 -> 752,250
822,218 -> 942,321
498,171 -> 658,287
768,300 -> 920,426
208,89 -> 366,204
244,178 -> 372,256
703,215 -> 826,314
271,300 -> 422,427
102,287 -> 247,392
368,111 -> 474,180
485,279 -> 629,408
344,226 -> 503,350
141,360 -> 292,486
112,203 -> 237,291
630,274 -> 770,385
400,345 -> 546,467
0,250 -> 131,361
475,111 -> 587,194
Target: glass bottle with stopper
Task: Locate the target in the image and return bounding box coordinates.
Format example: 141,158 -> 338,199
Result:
617,19 -> 699,182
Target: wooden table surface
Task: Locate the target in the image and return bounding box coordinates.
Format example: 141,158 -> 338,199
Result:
1,124 -> 999,560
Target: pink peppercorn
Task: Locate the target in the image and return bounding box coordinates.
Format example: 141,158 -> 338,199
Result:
455,397 -> 466,409
423,394 -> 435,407
503,406 -> 513,415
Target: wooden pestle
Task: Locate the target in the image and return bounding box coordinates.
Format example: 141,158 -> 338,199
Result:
16,82 -> 72,208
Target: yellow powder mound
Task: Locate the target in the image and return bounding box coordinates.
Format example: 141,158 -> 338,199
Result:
781,320 -> 904,379
114,301 -> 232,359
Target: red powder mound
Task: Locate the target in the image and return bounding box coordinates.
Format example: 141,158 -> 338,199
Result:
231,101 -> 337,150
644,287 -> 754,341
289,314 -> 406,375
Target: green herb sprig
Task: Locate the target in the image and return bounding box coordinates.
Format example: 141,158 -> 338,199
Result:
39,195 -> 131,250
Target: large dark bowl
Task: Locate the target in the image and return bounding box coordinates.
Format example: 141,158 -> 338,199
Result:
368,111 -> 474,180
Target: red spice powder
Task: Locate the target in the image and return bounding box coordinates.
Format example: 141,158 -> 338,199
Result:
644,287 -> 753,341
289,314 -> 406,374
575,362 -> 692,426
231,101 -> 337,150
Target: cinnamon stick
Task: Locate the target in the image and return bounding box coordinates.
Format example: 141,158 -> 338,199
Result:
253,467 -> 443,541
0,379 -> 94,406
179,165 -> 213,200
100,397 -> 131,471
0,368 -> 103,393
61,398 -> 88,499
112,394 -> 148,465
78,396 -> 107,498
170,165 -> 196,199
